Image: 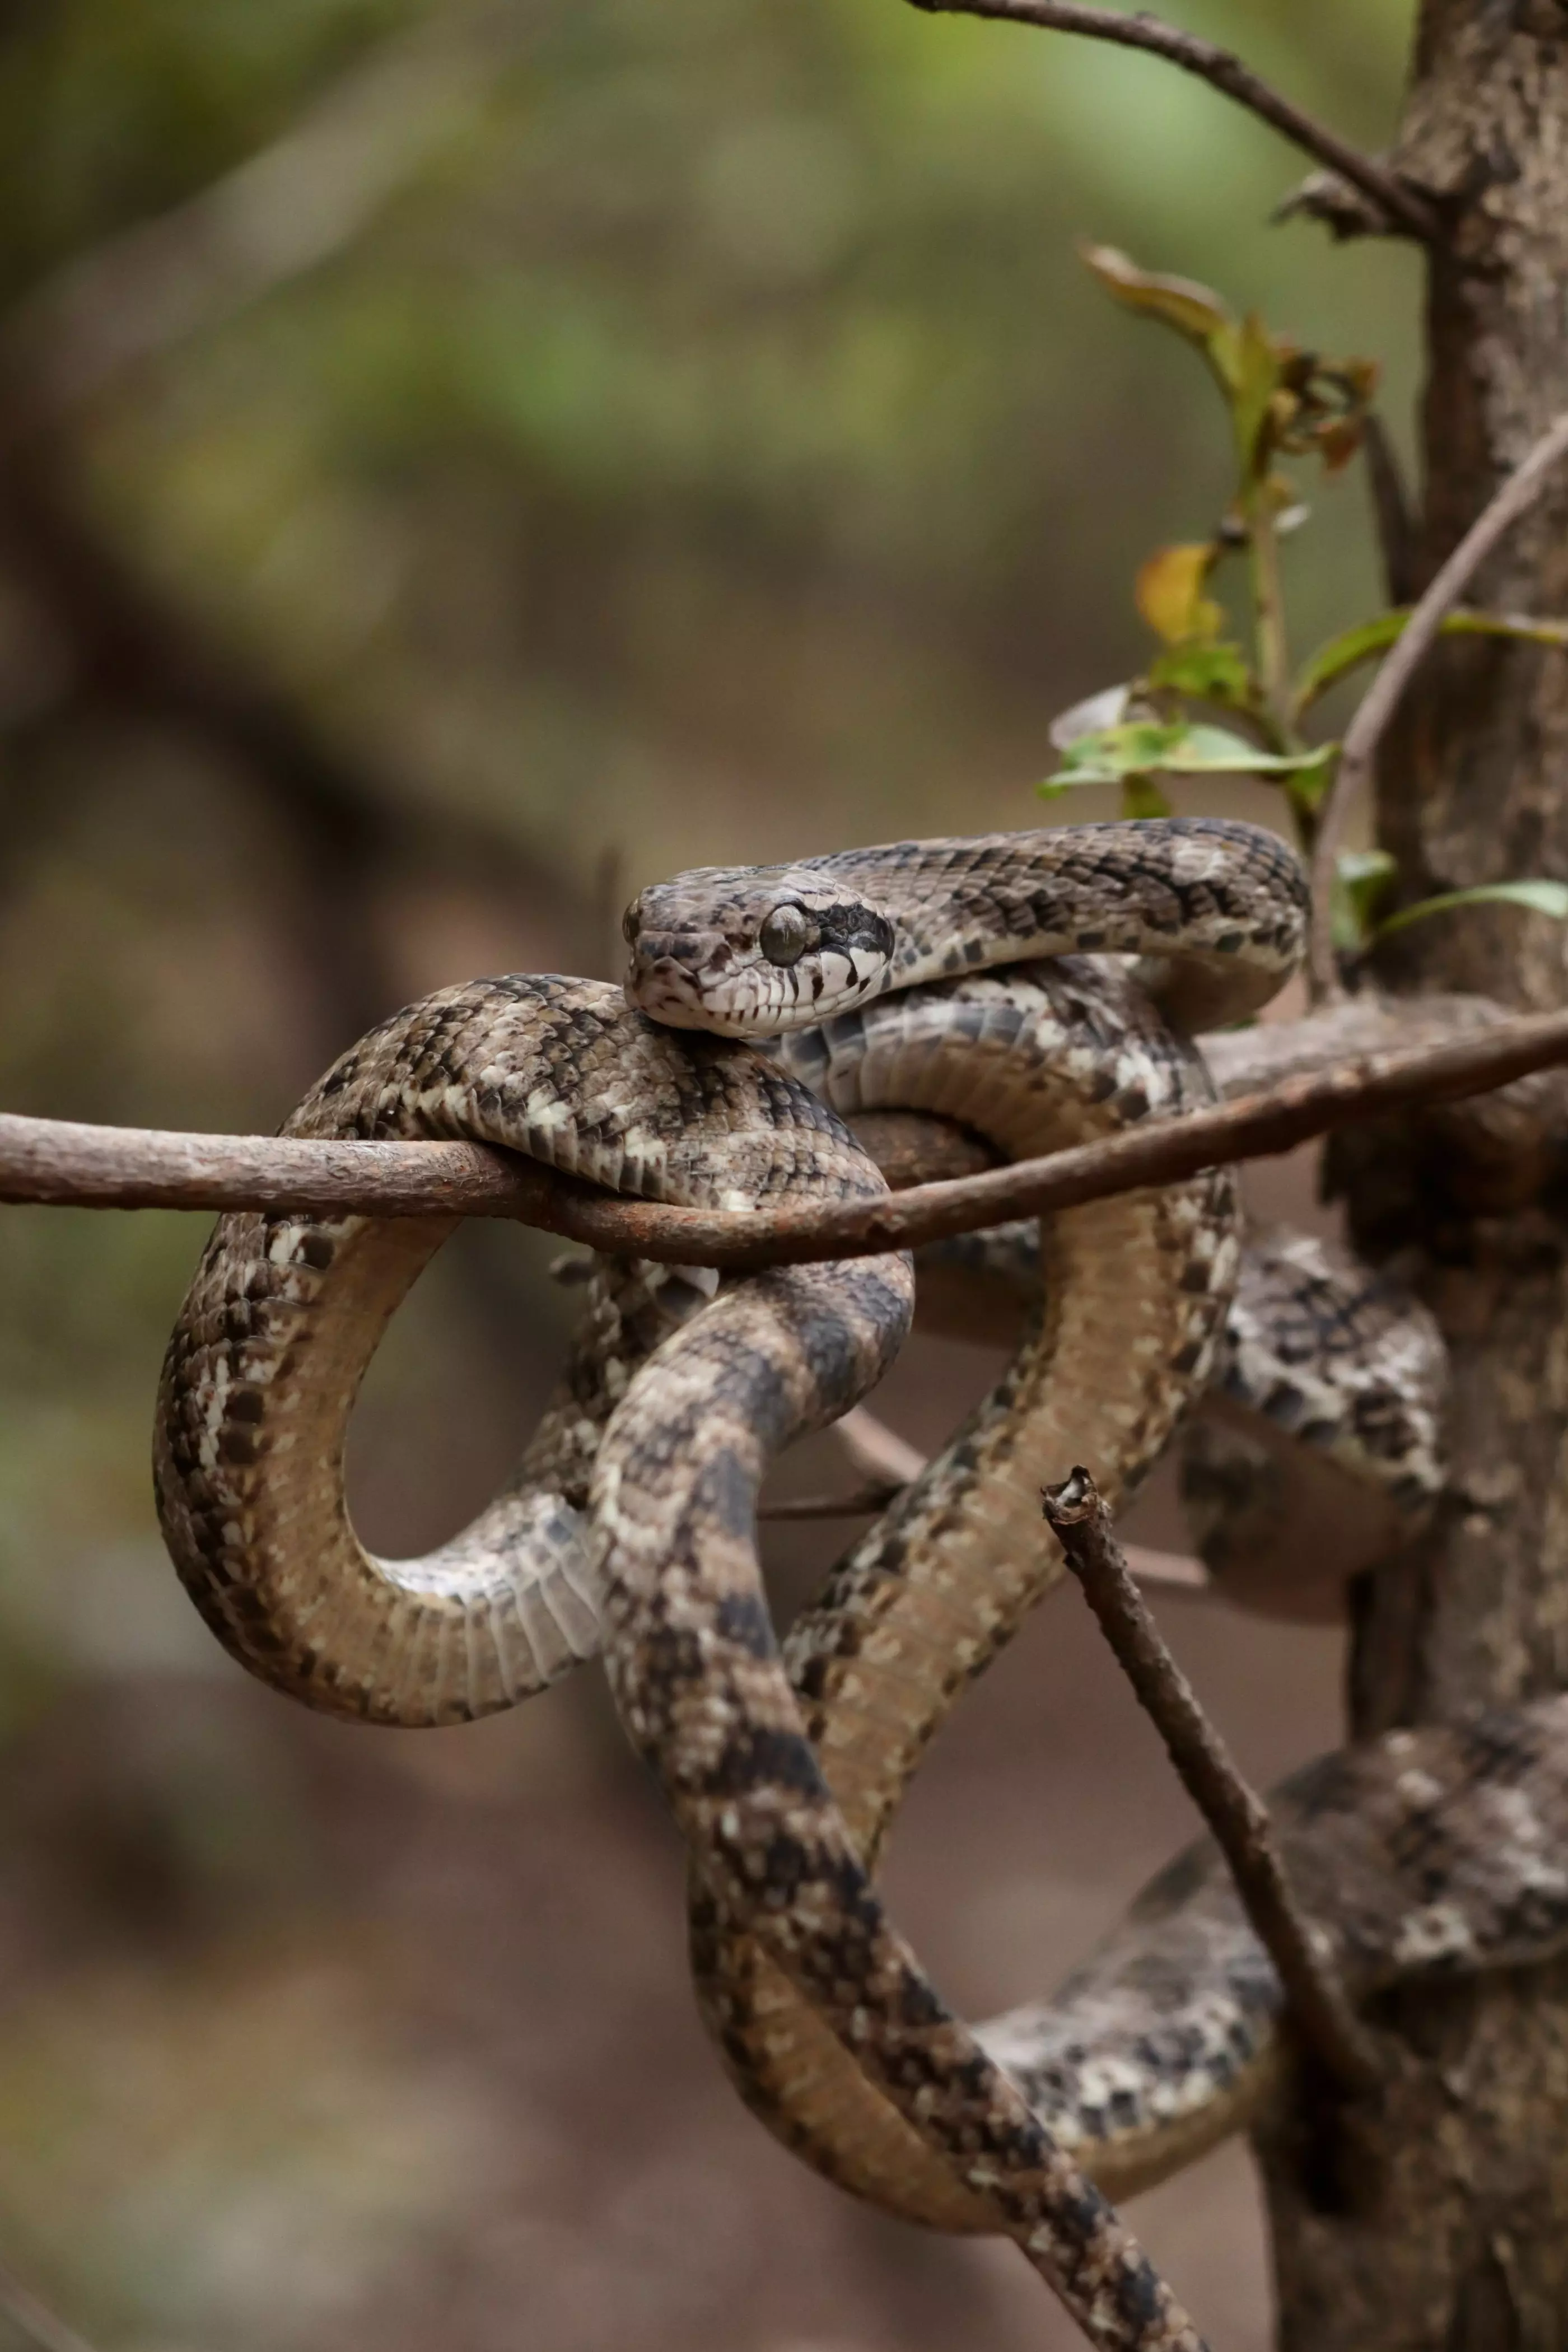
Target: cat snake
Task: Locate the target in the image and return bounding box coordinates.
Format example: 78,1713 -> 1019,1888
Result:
154,816 -> 1568,2351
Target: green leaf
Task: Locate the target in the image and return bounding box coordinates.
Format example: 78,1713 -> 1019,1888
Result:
1375,879 -> 1568,941
1151,723 -> 1332,779
1331,849 -> 1397,951
1145,641 -> 1256,707
1280,744 -> 1337,815
1293,614 -> 1406,712
1158,722 -> 1266,768
1040,720 -> 1333,819
1042,718 -> 1189,790
1294,608 -> 1568,718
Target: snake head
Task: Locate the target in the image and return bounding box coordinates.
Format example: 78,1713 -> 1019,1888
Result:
622,863 -> 897,1037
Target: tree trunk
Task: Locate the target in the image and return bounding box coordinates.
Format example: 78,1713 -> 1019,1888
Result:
1257,9 -> 1568,2346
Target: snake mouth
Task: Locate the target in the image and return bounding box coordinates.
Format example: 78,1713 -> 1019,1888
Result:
626,965 -> 716,1029
627,948 -> 812,1038
624,933 -> 738,1029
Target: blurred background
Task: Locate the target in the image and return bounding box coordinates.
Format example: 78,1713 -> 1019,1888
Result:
0,2 -> 1422,2346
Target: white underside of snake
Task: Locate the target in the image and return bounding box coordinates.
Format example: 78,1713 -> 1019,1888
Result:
153,818 -> 1568,2352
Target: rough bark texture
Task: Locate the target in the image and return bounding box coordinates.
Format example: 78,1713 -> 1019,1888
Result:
1257,10 -> 1568,2346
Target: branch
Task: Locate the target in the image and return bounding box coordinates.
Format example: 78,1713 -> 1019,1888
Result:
7,997 -> 1568,1261
1042,1468 -> 1381,2096
1273,167 -> 1402,246
1308,411 -> 1568,999
903,1 -> 1438,241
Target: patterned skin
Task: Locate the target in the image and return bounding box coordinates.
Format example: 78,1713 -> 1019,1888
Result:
624,816 -> 1307,1035
153,953 -> 1218,2348
155,819 -> 1562,2344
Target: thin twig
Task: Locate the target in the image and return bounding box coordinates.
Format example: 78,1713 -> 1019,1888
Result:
6,997 -> 1568,1263
759,1481 -> 905,1520
834,1404 -> 929,1488
1042,1467 -> 1380,2095
819,1411 -> 1212,1585
903,0 -> 1437,241
1308,412 -> 1568,1000
762,1473 -> 1212,1585
1120,1541 -> 1209,1594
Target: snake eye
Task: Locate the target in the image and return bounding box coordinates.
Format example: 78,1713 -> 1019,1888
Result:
621,903 -> 640,945
759,903 -> 810,967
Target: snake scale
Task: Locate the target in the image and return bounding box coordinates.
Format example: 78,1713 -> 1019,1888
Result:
153,816 -> 1568,2351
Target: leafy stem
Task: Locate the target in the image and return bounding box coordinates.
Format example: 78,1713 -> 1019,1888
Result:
1044,247 -> 1568,967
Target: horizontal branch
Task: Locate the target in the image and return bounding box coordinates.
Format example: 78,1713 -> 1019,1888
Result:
1043,1468 -> 1381,2096
904,0 -> 1438,240
5,997 -> 1568,1265
0,1114 -> 561,1224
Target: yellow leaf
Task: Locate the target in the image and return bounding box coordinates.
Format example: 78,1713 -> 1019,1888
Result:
1079,244 -> 1233,348
1135,543 -> 1224,646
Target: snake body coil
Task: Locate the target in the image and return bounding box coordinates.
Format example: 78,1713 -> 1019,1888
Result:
685,950 -> 1238,2228
155,973 -> 892,1723
154,817 -> 1567,2349
620,814 -> 1531,2228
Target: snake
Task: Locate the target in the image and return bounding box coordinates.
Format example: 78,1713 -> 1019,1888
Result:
615,814 -> 1458,2237
151,815 -> 1567,2348
916,1218 -> 1448,1620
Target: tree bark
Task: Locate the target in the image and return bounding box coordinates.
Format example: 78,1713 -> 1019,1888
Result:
1257,10 -> 1568,2346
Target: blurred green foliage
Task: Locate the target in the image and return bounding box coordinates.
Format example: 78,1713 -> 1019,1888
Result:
41,0 -> 1420,867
